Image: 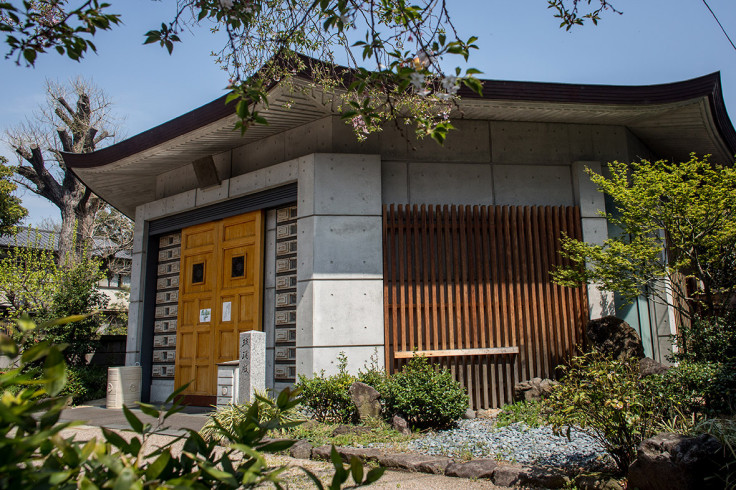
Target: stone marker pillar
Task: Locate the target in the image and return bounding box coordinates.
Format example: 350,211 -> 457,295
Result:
238,331 -> 266,404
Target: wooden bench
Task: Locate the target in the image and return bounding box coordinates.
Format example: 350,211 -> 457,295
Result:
393,347 -> 520,359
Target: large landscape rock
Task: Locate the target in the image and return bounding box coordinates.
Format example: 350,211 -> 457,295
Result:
444,459 -> 498,479
639,357 -> 670,378
492,464 -> 569,488
574,473 -> 624,490
349,382 -> 382,420
513,377 -> 559,402
391,414 -> 410,435
628,432 -> 725,490
311,445 -> 382,463
377,453 -> 452,474
586,316 -> 645,360
289,439 -> 313,459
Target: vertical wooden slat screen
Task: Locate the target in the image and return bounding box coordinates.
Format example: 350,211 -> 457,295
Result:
382,204 -> 589,409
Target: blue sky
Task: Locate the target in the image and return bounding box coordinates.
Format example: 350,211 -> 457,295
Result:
2,0 -> 735,225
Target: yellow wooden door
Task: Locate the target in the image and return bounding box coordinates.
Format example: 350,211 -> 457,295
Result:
175,211 -> 264,400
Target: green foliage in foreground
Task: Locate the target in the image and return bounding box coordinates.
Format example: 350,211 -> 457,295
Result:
0,315 -> 384,489
553,154 -> 736,319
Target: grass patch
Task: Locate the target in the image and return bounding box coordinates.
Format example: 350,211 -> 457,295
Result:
282,417 -> 417,449
496,400 -> 546,428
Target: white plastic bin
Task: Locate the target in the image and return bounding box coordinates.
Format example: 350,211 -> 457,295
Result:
107,366 -> 141,409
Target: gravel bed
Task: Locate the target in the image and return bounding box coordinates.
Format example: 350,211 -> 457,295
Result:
404,420 -> 614,472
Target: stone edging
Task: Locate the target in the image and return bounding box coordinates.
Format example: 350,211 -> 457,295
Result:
290,441 -> 572,488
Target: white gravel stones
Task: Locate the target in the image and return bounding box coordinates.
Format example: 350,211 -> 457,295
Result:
406,420 -> 614,472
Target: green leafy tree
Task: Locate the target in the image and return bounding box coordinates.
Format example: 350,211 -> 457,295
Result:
41,254 -> 108,366
0,228 -> 110,365
0,156 -> 27,235
3,1 -> 619,143
552,154 -> 736,321
0,229 -> 59,315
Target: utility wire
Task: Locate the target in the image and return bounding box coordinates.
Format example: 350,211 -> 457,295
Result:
702,0 -> 736,52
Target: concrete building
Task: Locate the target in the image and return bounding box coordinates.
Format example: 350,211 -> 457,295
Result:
63,71 -> 736,408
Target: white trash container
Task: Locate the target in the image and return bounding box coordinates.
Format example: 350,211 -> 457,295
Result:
107,366 -> 141,409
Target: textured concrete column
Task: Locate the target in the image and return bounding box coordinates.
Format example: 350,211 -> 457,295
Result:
238,331 -> 266,403
296,153 -> 385,377
125,208 -> 148,366
572,161 -> 615,319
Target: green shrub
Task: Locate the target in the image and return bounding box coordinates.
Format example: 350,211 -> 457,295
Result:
382,356 -> 468,430
496,400 -> 545,428
3,362 -> 107,406
644,361 -> 736,416
41,257 -> 108,366
675,313 -> 736,365
356,349 -> 388,393
545,351 -> 659,474
61,365 -> 107,405
296,352 -> 358,423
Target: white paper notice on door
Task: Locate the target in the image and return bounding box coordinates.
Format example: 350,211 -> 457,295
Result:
222,301 -> 232,322
199,308 -> 211,323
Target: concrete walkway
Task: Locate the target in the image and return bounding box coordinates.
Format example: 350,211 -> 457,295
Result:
59,398 -> 211,435
59,400 -> 508,489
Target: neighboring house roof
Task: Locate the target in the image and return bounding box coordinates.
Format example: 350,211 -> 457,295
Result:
0,227 -> 58,250
61,61 -> 736,218
0,227 -> 132,260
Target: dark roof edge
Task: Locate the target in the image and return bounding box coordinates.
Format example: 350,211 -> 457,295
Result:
62,68 -> 736,170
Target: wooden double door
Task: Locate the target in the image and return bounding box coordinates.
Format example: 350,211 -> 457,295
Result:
175,211 -> 264,402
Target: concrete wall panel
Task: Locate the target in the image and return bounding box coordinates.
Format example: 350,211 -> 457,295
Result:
195,179 -> 229,207
409,120 -> 491,163
572,161 -> 605,219
567,125 -> 595,161
213,151 -> 232,180
300,154 -> 382,216
331,115 -> 380,154
232,133 -> 286,175
150,379 -> 175,403
626,129 -> 655,162
491,121 -> 571,164
125,300 -> 143,366
493,165 -> 573,206
382,161 -> 408,204
284,118 -> 332,162
591,126 -> 628,163
298,216 -> 383,278
156,165 -> 197,199
309,280 -> 384,346
408,162 -> 493,205
309,346 -> 384,376
379,123 -> 409,161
